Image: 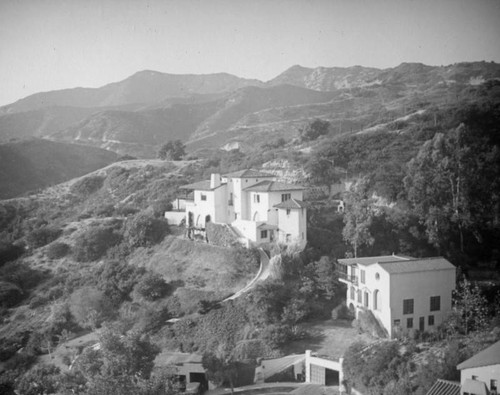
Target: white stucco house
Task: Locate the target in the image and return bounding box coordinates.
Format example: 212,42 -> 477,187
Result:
457,340 -> 500,395
178,169 -> 307,247
337,255 -> 456,338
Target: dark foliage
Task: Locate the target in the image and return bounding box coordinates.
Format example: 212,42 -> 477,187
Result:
26,226 -> 62,248
73,226 -> 122,262
46,242 -> 70,259
0,242 -> 24,267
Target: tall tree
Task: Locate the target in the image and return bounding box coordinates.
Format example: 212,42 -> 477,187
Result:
158,140 -> 186,161
342,180 -> 375,257
452,278 -> 488,335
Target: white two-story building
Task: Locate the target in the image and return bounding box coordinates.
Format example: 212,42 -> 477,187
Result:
337,255 -> 456,338
179,169 -> 307,247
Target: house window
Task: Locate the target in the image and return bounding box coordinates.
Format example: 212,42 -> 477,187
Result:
364,292 -> 369,307
286,209 -> 291,215
260,230 -> 268,239
430,296 -> 441,312
357,290 -> 362,303
403,299 -> 414,315
350,287 -> 355,300
393,319 -> 400,327
254,194 -> 260,203
491,379 -> 497,392
407,318 -> 413,329
281,193 -> 291,202
286,234 -> 292,242
200,193 -> 207,201
472,376 -> 478,380
360,270 -> 365,284
428,315 -> 434,326
375,272 -> 380,280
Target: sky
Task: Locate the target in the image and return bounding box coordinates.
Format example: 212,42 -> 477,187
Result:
1,0 -> 500,106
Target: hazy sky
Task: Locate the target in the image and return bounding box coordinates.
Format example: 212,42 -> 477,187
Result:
1,0 -> 500,106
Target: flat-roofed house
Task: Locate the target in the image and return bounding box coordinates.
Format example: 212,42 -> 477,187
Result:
457,340 -> 500,395
179,169 -> 307,247
337,255 -> 456,338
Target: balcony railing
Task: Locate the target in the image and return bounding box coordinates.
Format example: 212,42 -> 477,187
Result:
337,271 -> 358,286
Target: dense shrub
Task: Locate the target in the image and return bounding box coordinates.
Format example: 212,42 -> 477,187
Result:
73,226 -> 122,262
70,175 -> 104,196
93,203 -> 115,217
26,226 -> 62,248
124,212 -> 169,247
96,261 -> 146,305
46,242 -> 70,259
0,281 -> 24,307
134,272 -> 169,301
69,287 -> 114,329
0,261 -> 46,293
0,242 -> 24,267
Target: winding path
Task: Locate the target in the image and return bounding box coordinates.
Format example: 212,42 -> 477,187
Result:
223,248 -> 272,301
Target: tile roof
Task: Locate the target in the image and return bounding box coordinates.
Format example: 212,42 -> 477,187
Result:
223,169 -> 274,178
274,198 -> 308,209
425,379 -> 460,395
179,180 -> 225,191
457,340 -> 500,370
244,180 -> 305,192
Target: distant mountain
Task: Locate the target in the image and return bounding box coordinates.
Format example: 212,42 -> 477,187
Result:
0,139 -> 117,199
1,62 -> 500,158
0,70 -> 263,115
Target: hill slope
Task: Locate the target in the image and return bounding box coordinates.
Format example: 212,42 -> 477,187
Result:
0,139 -> 118,199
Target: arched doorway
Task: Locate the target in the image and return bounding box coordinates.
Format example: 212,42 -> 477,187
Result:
205,215 -> 211,224
253,211 -> 260,221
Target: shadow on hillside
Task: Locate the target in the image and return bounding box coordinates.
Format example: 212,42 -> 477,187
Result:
282,327 -> 327,355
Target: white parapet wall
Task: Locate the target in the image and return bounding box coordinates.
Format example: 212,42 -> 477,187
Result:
164,211 -> 186,226
305,350 -> 344,389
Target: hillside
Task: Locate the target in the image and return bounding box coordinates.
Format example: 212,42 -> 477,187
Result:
0,139 -> 118,199
2,62 -> 500,158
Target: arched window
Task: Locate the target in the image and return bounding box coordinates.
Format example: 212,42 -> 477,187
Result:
357,289 -> 362,303
364,291 -> 369,307
253,211 -> 260,221
350,287 -> 355,300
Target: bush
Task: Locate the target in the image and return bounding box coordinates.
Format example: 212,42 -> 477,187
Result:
73,226 -> 122,262
0,281 -> 24,308
70,175 -> 104,196
96,261 -> 146,305
69,287 -> 114,329
93,204 -> 115,217
135,272 -> 170,301
26,226 -> 62,248
0,242 -> 24,267
124,212 -> 169,247
46,242 -> 70,259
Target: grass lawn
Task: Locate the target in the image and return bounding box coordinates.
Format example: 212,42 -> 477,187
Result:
283,318 -> 375,359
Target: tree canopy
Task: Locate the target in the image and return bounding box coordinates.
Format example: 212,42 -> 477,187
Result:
158,140 -> 186,161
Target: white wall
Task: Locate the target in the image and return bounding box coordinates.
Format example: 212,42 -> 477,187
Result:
389,268 -> 455,337
277,207 -> 307,244
461,365 -> 500,393
232,219 -> 259,242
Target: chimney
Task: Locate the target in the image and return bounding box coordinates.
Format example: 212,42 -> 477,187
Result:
210,173 -> 221,189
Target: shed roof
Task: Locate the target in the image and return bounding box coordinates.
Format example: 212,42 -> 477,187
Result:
223,169 -> 274,178
425,379 -> 460,395
154,351 -> 203,367
274,198 -> 308,209
338,255 -> 455,274
457,340 -> 500,370
338,255 -> 410,266
244,180 -> 305,192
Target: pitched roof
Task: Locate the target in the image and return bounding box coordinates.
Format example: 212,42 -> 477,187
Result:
425,379 -> 460,395
274,198 -> 308,209
223,169 -> 274,178
244,180 -> 305,192
179,180 -> 225,191
457,340 -> 500,370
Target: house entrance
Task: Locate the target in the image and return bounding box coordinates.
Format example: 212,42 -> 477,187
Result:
419,316 -> 425,332
189,372 -> 208,392
205,215 -> 211,224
